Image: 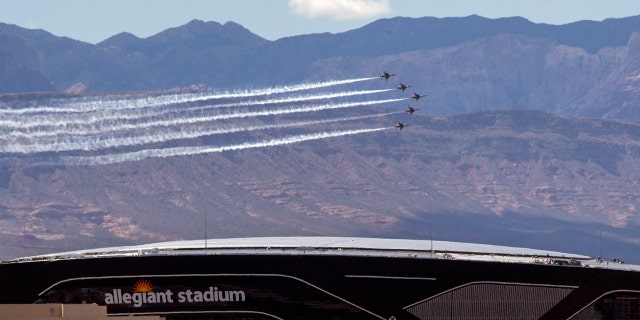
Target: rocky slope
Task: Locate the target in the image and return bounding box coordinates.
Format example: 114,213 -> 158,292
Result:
1,109 -> 639,262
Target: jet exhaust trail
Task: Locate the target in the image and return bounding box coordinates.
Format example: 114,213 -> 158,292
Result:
0,88 -> 395,130
0,74 -> 408,167
61,127 -> 388,166
0,77 -> 378,115
2,98 -> 404,139
1,112 -> 399,154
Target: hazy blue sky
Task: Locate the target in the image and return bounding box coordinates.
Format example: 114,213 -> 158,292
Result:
1,0 -> 639,44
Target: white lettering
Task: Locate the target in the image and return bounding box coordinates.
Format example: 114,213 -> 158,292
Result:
193,290 -> 203,302
204,287 -> 214,302
165,290 -> 174,303
132,293 -> 143,307
229,290 -> 246,302
104,285 -> 245,307
185,289 -> 194,302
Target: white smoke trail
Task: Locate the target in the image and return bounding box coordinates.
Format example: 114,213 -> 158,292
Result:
3,98 -> 404,139
0,92 -> 200,115
0,88 -> 394,130
61,127 -> 388,166
180,77 -> 379,102
0,77 -> 377,115
1,112 -> 398,153
140,88 -> 395,120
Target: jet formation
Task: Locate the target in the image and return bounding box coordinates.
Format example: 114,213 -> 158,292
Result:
379,70 -> 427,130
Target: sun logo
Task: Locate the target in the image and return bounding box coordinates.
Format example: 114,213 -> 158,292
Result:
132,280 -> 154,293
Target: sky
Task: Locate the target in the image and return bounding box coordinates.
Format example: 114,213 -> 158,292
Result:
1,0 -> 640,44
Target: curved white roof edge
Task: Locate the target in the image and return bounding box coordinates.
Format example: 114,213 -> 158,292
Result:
11,236 -> 590,261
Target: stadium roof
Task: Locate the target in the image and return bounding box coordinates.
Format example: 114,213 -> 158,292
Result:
8,236 -> 591,263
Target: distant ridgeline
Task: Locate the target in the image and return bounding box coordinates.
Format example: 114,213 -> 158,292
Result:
2,16 -> 640,119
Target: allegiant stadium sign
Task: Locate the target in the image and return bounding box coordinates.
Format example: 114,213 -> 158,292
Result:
104,280 -> 246,308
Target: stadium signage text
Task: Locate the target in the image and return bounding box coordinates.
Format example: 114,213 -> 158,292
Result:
104,280 -> 246,308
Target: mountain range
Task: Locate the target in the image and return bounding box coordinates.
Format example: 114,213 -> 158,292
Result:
1,15 -> 640,262
2,15 -> 640,119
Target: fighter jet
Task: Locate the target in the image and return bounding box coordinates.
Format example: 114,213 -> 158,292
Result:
404,106 -> 420,115
379,70 -> 396,81
395,122 -> 410,130
396,83 -> 412,92
410,92 -> 427,101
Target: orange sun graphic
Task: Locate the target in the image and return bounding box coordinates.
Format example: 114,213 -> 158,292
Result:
133,280 -> 154,293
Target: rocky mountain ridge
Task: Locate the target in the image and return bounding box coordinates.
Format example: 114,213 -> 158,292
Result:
1,15 -> 640,263
1,109 -> 639,262
2,15 -> 640,119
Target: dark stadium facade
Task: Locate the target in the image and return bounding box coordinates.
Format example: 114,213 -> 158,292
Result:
0,237 -> 639,319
